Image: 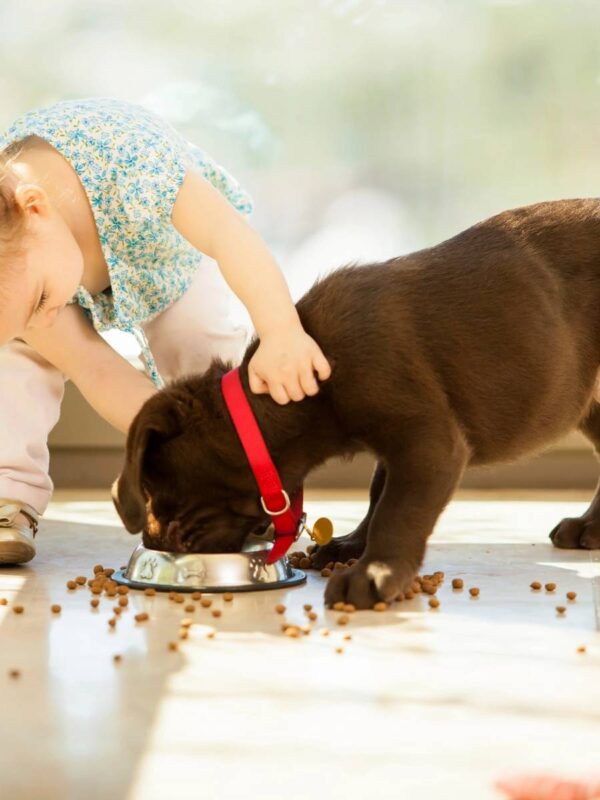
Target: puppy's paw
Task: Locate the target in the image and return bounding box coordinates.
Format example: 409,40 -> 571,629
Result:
324,557 -> 417,610
549,516 -> 600,550
310,526 -> 367,570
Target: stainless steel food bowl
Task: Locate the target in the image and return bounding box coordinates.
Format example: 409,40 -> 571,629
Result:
112,534 -> 306,593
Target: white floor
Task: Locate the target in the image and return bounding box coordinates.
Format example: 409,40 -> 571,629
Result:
1,489 -> 599,800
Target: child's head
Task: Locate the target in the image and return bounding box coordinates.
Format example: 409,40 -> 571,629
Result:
0,137 -> 84,346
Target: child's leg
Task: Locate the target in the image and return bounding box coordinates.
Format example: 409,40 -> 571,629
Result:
141,258 -> 252,382
0,339 -> 66,514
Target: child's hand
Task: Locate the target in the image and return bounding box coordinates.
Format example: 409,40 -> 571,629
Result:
248,326 -> 332,405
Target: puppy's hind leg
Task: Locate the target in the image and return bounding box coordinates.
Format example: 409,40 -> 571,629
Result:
324,420 -> 470,609
310,461 -> 386,569
550,402 -> 600,550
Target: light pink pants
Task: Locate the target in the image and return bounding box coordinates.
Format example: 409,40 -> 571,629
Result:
0,261 -> 253,516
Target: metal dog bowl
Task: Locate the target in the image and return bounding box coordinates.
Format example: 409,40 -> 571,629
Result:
112,533 -> 306,594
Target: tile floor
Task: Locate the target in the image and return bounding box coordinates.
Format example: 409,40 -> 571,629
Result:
1,489 -> 599,800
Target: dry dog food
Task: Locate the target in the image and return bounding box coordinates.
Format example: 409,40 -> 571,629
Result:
200,598 -> 213,608
118,596 -> 128,608
469,587 -> 480,597
113,654 -> 122,664
113,607 -> 122,615
320,569 -> 332,577
117,586 -> 129,596
303,604 -> 313,612
51,605 -> 61,614
144,588 -> 156,597
184,604 -> 195,613
134,612 -> 149,622
343,604 -> 356,613
284,626 -> 300,638
191,592 -> 202,601
167,641 -> 178,651
211,610 -> 222,618
275,604 -> 286,614
0,598 -> 6,605
337,615 -> 349,625
179,630 -> 189,640
373,602 -> 387,611
429,598 -> 440,609
567,592 -> 577,601
223,593 -> 234,602
576,645 -> 587,654
545,583 -> 556,592
556,606 -> 566,615
180,619 -> 193,628
530,581 -> 542,590
8,669 -> 20,679
335,647 -> 344,654
308,611 -> 318,621
452,578 -> 464,589
66,580 -> 77,590
108,617 -> 117,628
90,599 -> 100,608
75,576 -> 86,586
12,605 -> 24,614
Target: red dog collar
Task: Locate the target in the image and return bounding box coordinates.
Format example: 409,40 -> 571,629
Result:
221,367 -> 304,564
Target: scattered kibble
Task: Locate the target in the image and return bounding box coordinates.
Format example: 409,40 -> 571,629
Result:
0,598 -> 7,605
50,604 -> 61,614
167,641 -> 178,651
343,604 -> 356,613
211,610 -> 222,618
452,578 -> 464,590
308,611 -> 318,621
545,583 -> 556,592
320,569 -> 332,577
337,615 -> 349,625
66,580 -> 77,590
567,592 -> 577,601
429,597 -> 440,609
303,604 -> 313,612
118,596 -> 128,607
113,654 -> 122,664
275,604 -> 286,614
530,581 -> 542,590
200,598 -> 213,608
134,612 -> 149,622
108,617 -> 117,628
144,588 -> 156,597
8,669 -> 20,679
556,606 -> 566,615
343,634 -> 352,641
179,630 -> 189,640
90,598 -> 100,609
174,595 -> 185,604
117,586 -> 129,596
75,576 -> 87,586
469,587 -> 480,597
320,629 -> 330,637
180,619 -> 193,628
184,604 -> 195,613
223,593 -> 234,602
104,569 -> 115,578
335,647 -> 344,654
333,602 -> 345,611
284,626 -> 300,638
12,605 -> 24,615
373,602 -> 387,612
93,565 -> 104,574
191,592 -> 202,601
576,645 -> 587,654
206,631 -> 216,639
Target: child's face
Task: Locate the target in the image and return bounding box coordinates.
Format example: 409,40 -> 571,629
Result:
0,186 -> 84,345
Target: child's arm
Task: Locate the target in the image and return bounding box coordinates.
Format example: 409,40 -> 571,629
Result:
171,168 -> 331,405
23,305 -> 158,434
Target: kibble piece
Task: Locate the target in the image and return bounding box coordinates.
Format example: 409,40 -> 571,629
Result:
108,617 -> 117,627
117,586 -> 129,596
12,605 -> 24,614
211,609 -> 222,618
337,614 -> 349,625
373,602 -> 387,612
422,583 -> 437,596
206,631 -> 216,639
556,606 -> 566,615
303,603 -> 313,612
113,654 -> 122,664
179,630 -> 189,640
335,647 -> 344,654
93,564 -> 104,574
299,558 -> 312,569
0,598 -> 7,605
284,626 -> 300,638
50,604 -> 61,614
174,595 -> 185,604
308,611 -> 318,621
168,592 -> 176,601
90,599 -> 100,609
530,581 -> 542,590
343,634 -> 352,641
429,597 -> 440,609
180,618 -> 193,628
469,587 -> 480,597
66,580 -> 77,590
113,607 -> 122,616
105,588 -> 117,598
104,568 -> 115,577
223,593 -> 234,602
91,585 -> 103,596
320,628 -> 330,637
333,601 -> 345,612
545,583 -> 556,592
191,592 -> 202,601
201,597 -> 213,608
118,596 -> 128,607
144,588 -> 156,597
567,591 -> 577,601
320,569 -> 332,578
134,612 -> 149,622
75,576 -> 87,586
434,571 -> 445,580
343,604 -> 356,613
576,645 -> 587,654
404,590 -> 414,600
275,604 -> 286,614
183,604 -> 195,613
8,669 -> 20,679
167,641 -> 178,651
452,578 -> 464,590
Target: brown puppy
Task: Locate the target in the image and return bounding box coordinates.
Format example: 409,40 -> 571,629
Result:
112,198 -> 600,609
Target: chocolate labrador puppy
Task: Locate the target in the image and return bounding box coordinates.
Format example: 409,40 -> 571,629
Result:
112,198 -> 600,609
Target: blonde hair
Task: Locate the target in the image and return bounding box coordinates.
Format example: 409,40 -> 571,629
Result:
0,137 -> 32,260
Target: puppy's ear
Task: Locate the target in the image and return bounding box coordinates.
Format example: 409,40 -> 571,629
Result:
114,403 -> 184,533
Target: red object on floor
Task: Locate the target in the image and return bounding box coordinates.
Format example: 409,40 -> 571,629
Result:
221,367 -> 305,565
496,774 -> 600,800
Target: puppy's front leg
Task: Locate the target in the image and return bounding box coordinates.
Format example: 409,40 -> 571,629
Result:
324,424 -> 469,609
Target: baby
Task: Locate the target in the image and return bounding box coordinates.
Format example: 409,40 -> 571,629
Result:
0,96 -> 331,565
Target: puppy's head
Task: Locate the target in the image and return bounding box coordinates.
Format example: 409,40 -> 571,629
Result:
111,361 -> 272,554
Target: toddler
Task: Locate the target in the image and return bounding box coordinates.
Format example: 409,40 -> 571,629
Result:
0,96 -> 330,564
